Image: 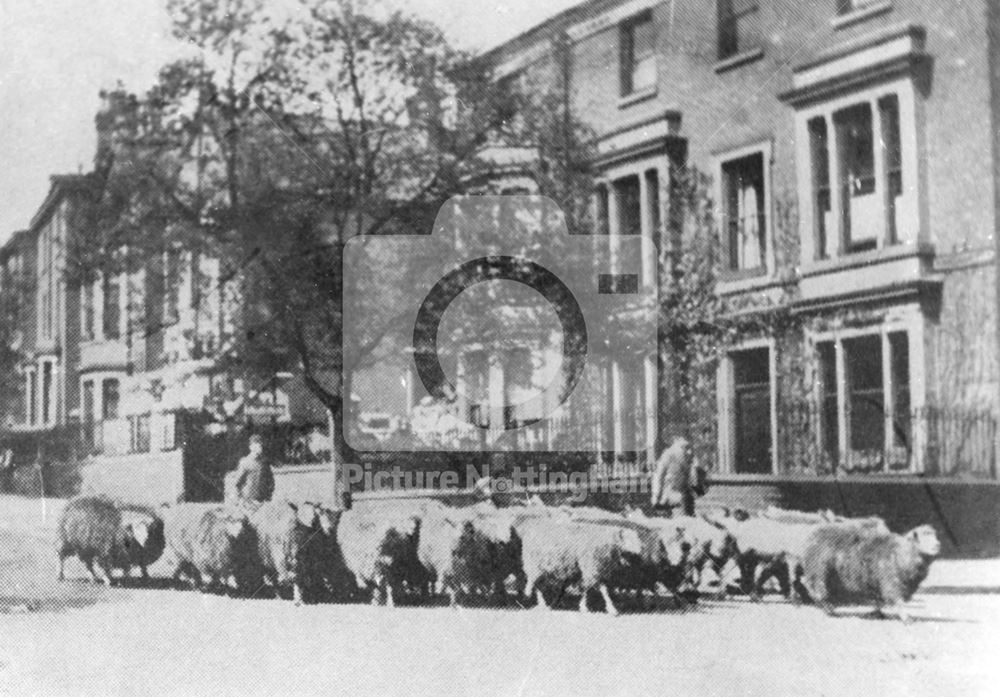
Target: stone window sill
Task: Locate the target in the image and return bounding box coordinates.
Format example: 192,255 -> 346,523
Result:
617,86 -> 657,109
714,47 -> 765,74
831,0 -> 892,31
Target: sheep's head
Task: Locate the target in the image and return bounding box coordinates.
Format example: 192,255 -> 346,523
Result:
908,525 -> 941,557
662,528 -> 689,568
223,514 -> 247,539
128,521 -> 150,548
709,529 -> 739,564
292,502 -> 319,528
315,507 -> 336,535
484,511 -> 514,544
619,528 -> 644,557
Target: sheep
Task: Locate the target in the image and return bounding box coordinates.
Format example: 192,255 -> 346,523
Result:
801,523 -> 941,622
761,506 -> 836,525
56,496 -> 155,585
585,518 -> 689,608
628,510 -> 737,594
163,503 -> 259,592
116,504 -> 166,580
335,506 -> 421,607
415,503 -> 520,606
706,512 -> 819,601
297,504 -> 357,602
517,515 -> 645,615
247,500 -> 325,604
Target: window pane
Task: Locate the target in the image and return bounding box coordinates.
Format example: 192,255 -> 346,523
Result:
817,342 -> 839,463
41,362 -> 52,424
809,117 -> 832,259
844,335 -> 884,452
721,153 -> 765,271
102,379 -> 120,420
889,332 -> 910,449
631,55 -> 657,93
718,0 -> 760,60
103,275 -> 121,340
616,176 -> 642,236
27,371 -> 37,425
732,347 -> 771,474
621,17 -> 656,95
835,104 -> 875,196
879,95 -> 903,243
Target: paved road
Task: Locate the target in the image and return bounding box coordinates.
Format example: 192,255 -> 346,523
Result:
1,496 -> 998,696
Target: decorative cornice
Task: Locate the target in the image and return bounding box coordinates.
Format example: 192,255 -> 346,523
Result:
778,23 -> 928,107
565,0 -> 661,42
594,110 -> 683,168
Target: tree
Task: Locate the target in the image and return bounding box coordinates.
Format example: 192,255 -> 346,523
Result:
76,0 -> 514,474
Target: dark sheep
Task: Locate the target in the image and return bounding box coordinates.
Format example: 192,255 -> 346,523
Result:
116,504 -> 166,580
298,504 -> 356,602
247,500 -> 324,604
56,496 -> 160,585
417,503 -> 517,606
163,503 -> 259,592
335,506 -> 421,607
801,523 -> 941,622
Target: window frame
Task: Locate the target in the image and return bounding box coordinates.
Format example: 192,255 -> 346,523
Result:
619,11 -> 657,98
717,337 -> 777,475
808,312 -> 925,474
712,140 -> 774,284
795,78 -> 921,265
717,0 -> 762,62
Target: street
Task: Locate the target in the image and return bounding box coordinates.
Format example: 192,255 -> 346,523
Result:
1,496 -> 998,697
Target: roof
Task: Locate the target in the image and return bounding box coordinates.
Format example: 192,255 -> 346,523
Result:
27,173 -> 93,232
473,0 -> 606,69
0,229 -> 30,263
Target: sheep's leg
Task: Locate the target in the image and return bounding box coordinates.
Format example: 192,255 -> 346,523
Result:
140,564 -> 149,581
598,584 -> 620,617
57,553 -> 66,581
785,558 -> 801,603
293,583 -> 303,606
84,558 -> 101,584
893,606 -> 912,624
533,586 -> 550,611
578,589 -> 590,613
446,586 -> 458,608
95,561 -> 113,586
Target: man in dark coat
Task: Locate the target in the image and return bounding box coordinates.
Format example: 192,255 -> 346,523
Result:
233,434 -> 275,503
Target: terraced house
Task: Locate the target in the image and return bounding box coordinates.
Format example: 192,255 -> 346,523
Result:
477,0 -> 1000,550
0,169 -> 235,499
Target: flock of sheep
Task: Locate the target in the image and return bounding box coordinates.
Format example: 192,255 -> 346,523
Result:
55,493 -> 942,622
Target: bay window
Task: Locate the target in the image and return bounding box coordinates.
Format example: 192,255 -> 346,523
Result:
816,327 -> 916,473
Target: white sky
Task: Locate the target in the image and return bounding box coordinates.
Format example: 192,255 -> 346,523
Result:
0,0 -> 581,244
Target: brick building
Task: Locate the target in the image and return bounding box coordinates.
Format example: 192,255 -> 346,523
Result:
479,0 -> 1000,475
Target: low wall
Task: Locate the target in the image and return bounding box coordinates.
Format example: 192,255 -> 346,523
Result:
264,463 -> 1000,559
273,464 -> 339,505
80,451 -> 185,505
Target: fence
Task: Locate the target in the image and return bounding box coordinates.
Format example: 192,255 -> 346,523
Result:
779,402 -> 997,478
81,411 -> 181,457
